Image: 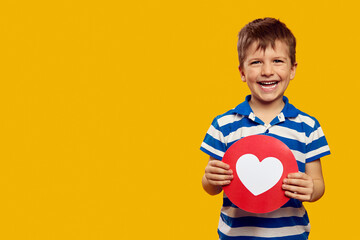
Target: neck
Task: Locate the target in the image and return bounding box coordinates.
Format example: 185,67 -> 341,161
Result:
249,96 -> 285,125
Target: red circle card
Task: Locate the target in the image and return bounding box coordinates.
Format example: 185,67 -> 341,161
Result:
222,135 -> 298,213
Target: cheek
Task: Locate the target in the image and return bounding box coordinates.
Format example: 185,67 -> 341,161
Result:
245,70 -> 258,82
279,65 -> 294,75
278,69 -> 292,79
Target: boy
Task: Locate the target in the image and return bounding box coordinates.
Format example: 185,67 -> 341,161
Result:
200,18 -> 330,240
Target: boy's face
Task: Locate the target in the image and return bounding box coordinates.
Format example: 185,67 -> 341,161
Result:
239,40 -> 297,107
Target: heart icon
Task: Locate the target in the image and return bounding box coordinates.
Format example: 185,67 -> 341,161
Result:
222,135 -> 298,213
236,154 -> 283,196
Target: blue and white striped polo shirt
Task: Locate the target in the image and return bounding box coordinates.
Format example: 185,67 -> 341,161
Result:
200,95 -> 330,240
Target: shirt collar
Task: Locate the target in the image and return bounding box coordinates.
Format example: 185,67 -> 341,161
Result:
233,95 -> 300,118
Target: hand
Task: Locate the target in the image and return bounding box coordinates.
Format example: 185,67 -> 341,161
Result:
204,159 -> 233,187
282,172 -> 314,202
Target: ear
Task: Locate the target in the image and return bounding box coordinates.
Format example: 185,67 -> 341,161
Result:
290,62 -> 297,80
238,66 -> 246,82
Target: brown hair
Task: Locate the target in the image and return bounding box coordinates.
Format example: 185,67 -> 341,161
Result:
237,18 -> 296,68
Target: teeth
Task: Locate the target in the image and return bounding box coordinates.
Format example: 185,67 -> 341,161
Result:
260,82 -> 278,89
260,81 -> 277,85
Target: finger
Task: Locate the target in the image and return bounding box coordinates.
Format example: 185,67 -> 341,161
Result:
208,179 -> 231,186
210,160 -> 231,169
283,178 -> 312,188
206,172 -> 233,180
282,184 -> 311,195
287,172 -> 310,179
282,181 -> 313,197
206,162 -> 233,175
206,165 -> 233,175
284,191 -> 311,202
205,171 -> 232,185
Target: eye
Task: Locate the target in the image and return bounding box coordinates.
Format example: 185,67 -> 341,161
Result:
273,59 -> 284,63
250,60 -> 261,65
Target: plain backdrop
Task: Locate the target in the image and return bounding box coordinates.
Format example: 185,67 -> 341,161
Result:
0,0 -> 358,239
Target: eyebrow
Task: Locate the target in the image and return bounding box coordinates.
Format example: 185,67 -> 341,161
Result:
247,55 -> 288,60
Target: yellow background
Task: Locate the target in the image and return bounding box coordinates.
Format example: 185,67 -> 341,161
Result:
0,0 -> 358,239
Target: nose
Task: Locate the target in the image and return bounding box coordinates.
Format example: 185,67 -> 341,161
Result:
261,62 -> 274,77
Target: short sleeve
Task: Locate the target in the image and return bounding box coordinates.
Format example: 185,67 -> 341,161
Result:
305,118 -> 331,162
200,117 -> 227,160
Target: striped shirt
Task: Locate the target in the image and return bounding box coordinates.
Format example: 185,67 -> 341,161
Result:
200,95 -> 330,240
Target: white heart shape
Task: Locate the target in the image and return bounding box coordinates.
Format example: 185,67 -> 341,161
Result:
236,154 -> 283,196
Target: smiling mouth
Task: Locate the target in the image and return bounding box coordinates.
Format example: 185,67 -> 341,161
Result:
258,81 -> 279,89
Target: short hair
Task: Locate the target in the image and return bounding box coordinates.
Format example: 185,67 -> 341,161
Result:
237,18 -> 296,68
